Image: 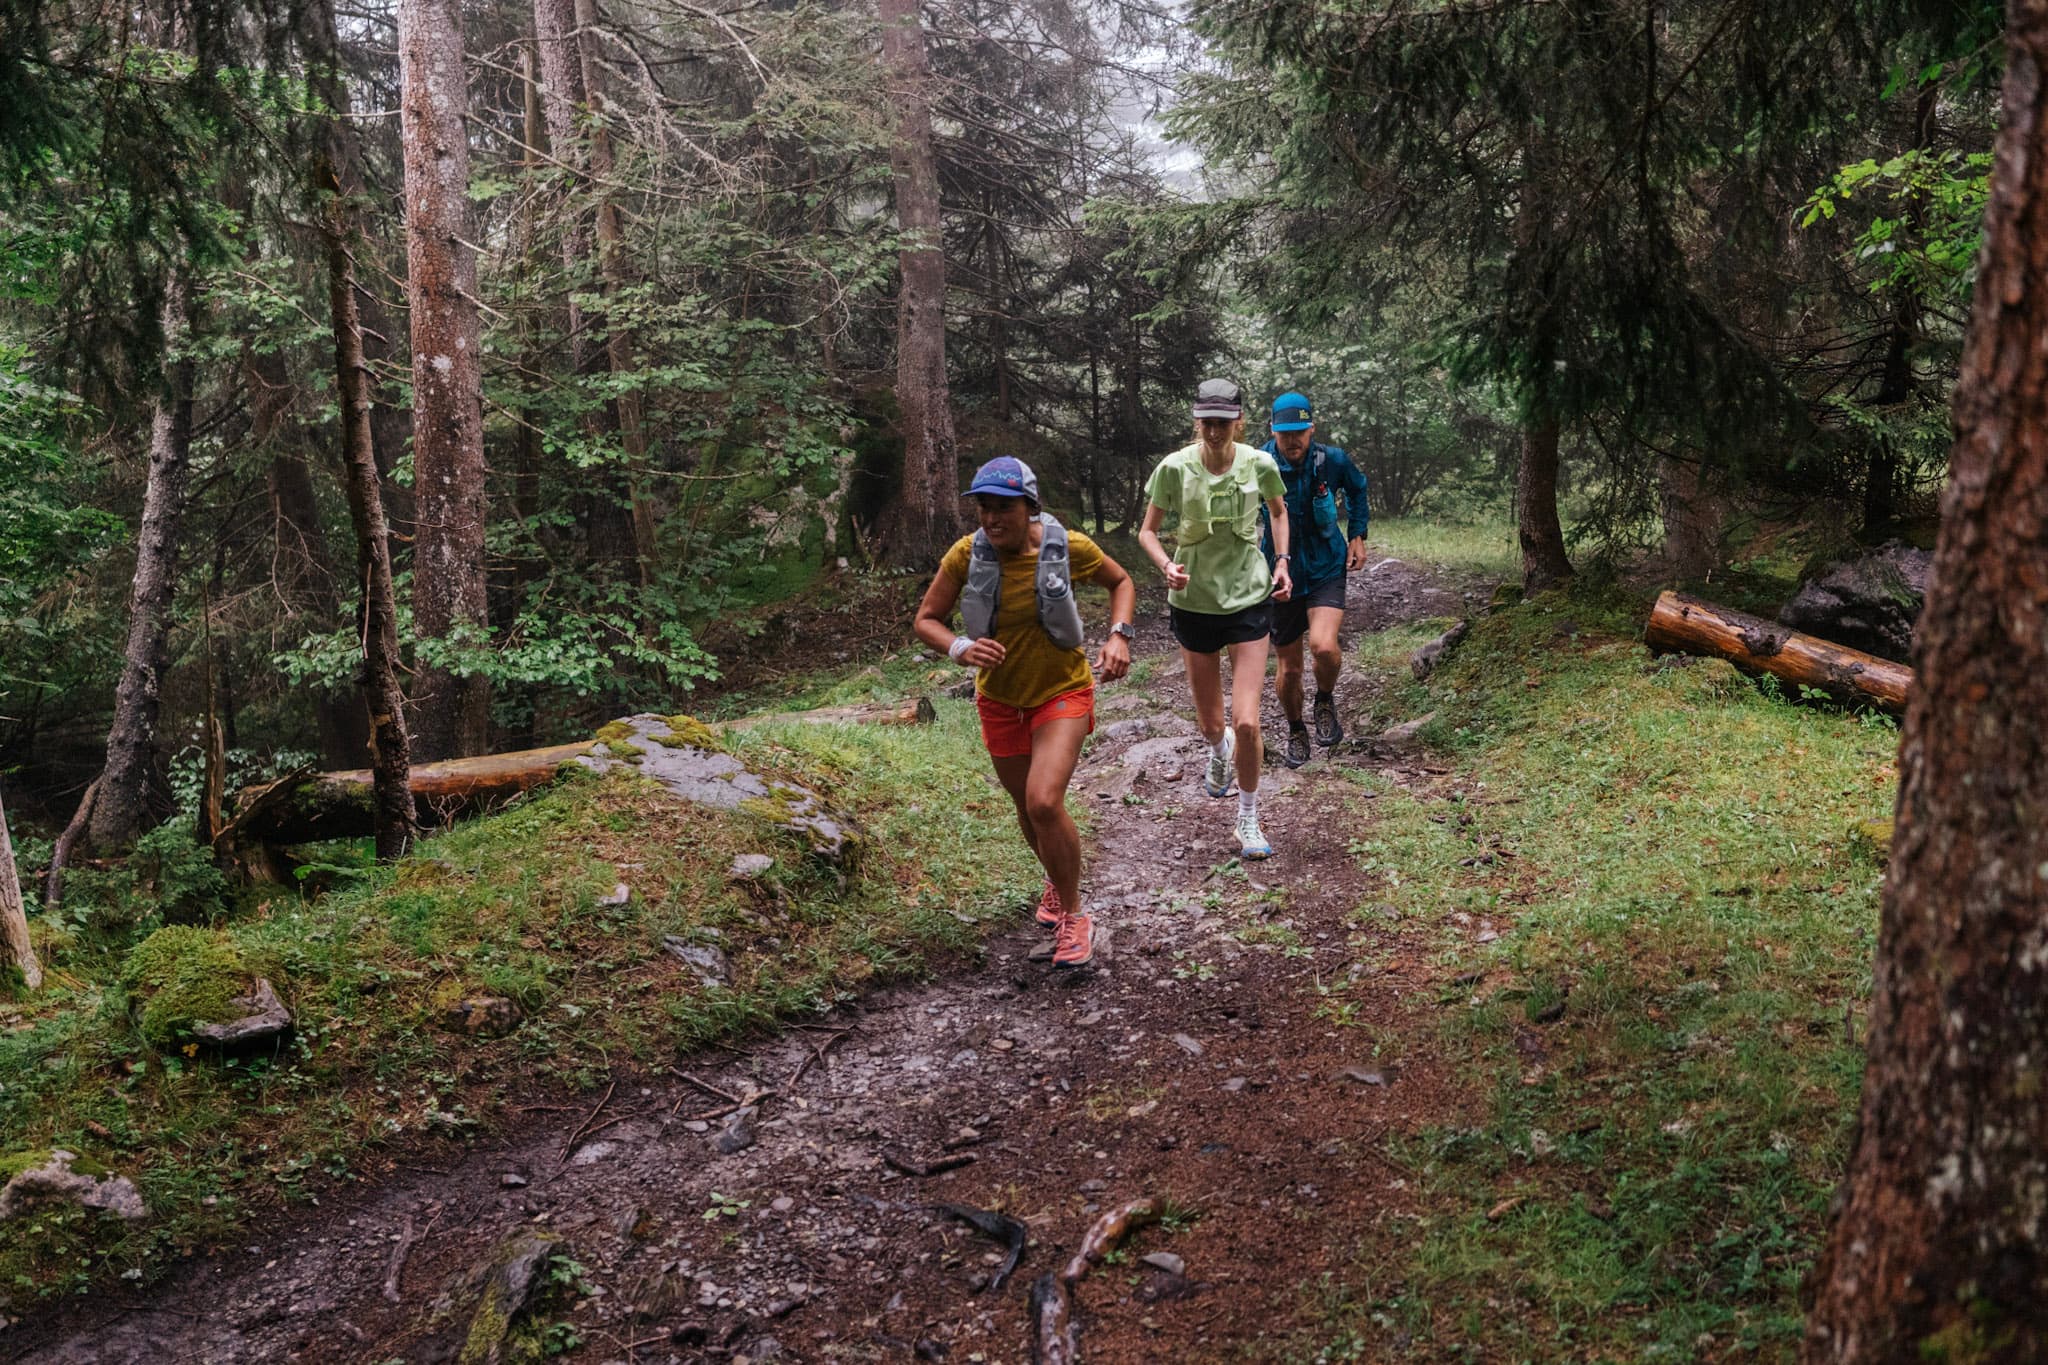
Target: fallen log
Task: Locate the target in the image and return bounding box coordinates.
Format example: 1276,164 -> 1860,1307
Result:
232,741 -> 595,844
232,699 -> 934,846
1644,591 -> 1911,713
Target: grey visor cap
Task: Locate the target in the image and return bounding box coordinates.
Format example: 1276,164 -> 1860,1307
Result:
1191,378 -> 1243,419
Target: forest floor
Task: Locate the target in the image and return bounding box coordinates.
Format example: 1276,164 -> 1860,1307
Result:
6,527 -> 1901,1364
10,552 -> 1489,1365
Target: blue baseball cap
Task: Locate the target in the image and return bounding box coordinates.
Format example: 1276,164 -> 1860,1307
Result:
965,456 -> 1040,502
1270,392 -> 1314,432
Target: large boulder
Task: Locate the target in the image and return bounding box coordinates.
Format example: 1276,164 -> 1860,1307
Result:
579,713 -> 858,864
1778,542 -> 1932,664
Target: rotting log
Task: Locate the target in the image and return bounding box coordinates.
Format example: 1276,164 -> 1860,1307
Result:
1644,591 -> 1911,713
720,698 -> 936,731
232,698 -> 935,845
234,741 -> 595,844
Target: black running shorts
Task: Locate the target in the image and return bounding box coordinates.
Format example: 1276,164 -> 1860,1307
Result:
1169,601 -> 1273,654
1269,573 -> 1346,647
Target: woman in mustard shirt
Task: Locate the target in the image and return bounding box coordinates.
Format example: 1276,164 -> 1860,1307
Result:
1138,379 -> 1292,860
914,458 -> 1136,968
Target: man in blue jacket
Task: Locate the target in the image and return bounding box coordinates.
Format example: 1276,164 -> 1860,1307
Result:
1259,392 -> 1370,766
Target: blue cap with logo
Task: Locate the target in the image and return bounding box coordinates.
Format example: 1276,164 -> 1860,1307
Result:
1270,392 -> 1314,432
966,456 -> 1040,503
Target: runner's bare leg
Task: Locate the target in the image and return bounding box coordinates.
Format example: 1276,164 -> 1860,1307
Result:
1307,605 -> 1344,695
1227,634 -> 1269,793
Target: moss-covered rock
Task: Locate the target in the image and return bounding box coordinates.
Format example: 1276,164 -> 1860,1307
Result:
660,714 -> 721,750
120,926 -> 253,1048
1850,818 -> 1894,862
0,1149 -> 143,1222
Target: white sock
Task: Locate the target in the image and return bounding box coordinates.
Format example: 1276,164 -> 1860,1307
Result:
1209,733 -> 1230,760
1238,789 -> 1258,818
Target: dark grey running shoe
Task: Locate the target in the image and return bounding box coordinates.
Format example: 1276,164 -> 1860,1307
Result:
1313,694 -> 1343,747
1283,726 -> 1311,768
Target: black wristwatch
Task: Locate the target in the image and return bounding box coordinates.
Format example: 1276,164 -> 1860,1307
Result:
1109,622 -> 1136,641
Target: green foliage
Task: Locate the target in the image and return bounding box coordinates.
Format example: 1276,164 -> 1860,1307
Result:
0,340 -> 120,711
1802,150 -> 1992,302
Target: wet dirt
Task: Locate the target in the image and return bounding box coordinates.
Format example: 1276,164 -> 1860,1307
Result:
11,554 -> 1494,1365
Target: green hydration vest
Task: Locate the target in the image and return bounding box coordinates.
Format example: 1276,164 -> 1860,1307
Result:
960,513 -> 1087,651
1173,443 -> 1266,548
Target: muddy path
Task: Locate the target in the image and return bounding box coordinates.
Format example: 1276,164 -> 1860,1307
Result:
13,555 -> 1491,1365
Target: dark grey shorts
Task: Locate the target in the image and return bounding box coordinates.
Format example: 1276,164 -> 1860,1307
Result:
1270,574 -> 1346,647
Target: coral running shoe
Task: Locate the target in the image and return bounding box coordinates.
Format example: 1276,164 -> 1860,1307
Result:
1035,880 -> 1063,926
1236,812 -> 1273,860
1204,729 -> 1237,798
1052,911 -> 1095,968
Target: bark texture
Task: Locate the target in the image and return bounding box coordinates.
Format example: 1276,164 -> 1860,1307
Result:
1804,8 -> 2048,1358
0,786 -> 39,991
877,0 -> 961,565
1645,592 -> 1911,713
1515,415 -> 1573,594
90,279 -> 197,850
233,740 -> 595,845
399,0 -> 492,760
1511,147 -> 1572,595
1658,454 -> 1726,581
319,84 -> 420,861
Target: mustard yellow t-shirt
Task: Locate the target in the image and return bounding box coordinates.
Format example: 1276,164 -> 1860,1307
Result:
940,527 -> 1105,709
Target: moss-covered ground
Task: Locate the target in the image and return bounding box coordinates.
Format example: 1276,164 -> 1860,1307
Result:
1295,581 -> 1898,1363
0,695 -> 1039,1305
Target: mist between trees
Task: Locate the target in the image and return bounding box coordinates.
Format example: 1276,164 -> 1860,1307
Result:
0,0 -> 2001,835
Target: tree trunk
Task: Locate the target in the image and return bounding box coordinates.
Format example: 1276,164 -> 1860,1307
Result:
1804,8 -> 2048,1358
877,0 -> 961,565
90,277 -> 197,850
1644,591 -> 1911,713
1512,138 -> 1573,596
1658,453 -> 1725,581
399,0 -> 492,761
1515,415 -> 1573,594
0,786 -> 39,991
319,122 -> 420,863
532,0 -> 646,579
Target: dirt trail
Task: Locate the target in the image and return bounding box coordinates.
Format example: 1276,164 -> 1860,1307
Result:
14,555 -> 1487,1365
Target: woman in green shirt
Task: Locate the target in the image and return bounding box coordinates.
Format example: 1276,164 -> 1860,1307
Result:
1138,378 -> 1293,859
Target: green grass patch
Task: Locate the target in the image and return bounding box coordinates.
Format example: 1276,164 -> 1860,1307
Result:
1306,583 -> 1897,1363
1371,514 -> 1520,580
0,695 -> 1037,1306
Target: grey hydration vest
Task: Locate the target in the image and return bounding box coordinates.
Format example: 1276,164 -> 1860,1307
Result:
960,514 -> 1087,651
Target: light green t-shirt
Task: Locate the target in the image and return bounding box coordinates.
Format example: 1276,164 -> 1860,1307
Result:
1144,443 -> 1287,615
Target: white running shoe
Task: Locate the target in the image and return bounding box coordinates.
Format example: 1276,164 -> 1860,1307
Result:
1236,811 -> 1272,860
1205,729 -> 1236,798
